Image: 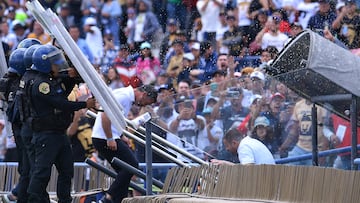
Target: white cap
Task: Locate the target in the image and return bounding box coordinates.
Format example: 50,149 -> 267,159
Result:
250,94 -> 262,105
84,17 -> 97,26
336,2 -> 345,10
250,71 -> 265,81
191,42 -> 200,50
183,52 -> 195,61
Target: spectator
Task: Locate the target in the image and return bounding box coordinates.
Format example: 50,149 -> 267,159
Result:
260,92 -> 286,155
279,99 -> 329,165
250,70 -> 271,101
11,20 -> 28,46
128,0 -> 160,52
307,0 -> 336,32
168,98 -> 207,159
196,41 -> 218,83
222,14 -> 249,57
106,67 -> 124,89
196,0 -> 224,49
100,0 -> 122,46
166,39 -> 185,85
68,25 -> 94,64
124,7 -> 136,46
255,15 -> 289,52
80,0 -> 101,26
251,116 -> 277,155
159,18 -> 180,65
248,10 -> 268,54
289,22 -> 304,38
113,43 -> 141,87
296,0 -> 319,30
203,106 -> 223,158
216,11 -> 230,54
176,79 -> 192,99
27,21 -> 51,44
101,29 -> 119,72
177,52 -> 196,83
57,3 -> 75,30
212,87 -> 249,133
190,17 -> 204,42
234,0 -> 253,30
238,94 -> 263,136
167,0 -> 187,31
332,0 -> 360,49
66,108 -> 96,162
0,21 -> 17,50
136,41 -> 161,85
211,128 -> 275,165
83,17 -> 103,66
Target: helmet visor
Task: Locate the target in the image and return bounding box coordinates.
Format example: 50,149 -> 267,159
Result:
47,49 -> 69,72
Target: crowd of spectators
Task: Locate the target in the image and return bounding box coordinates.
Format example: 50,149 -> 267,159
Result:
1,0 -> 360,179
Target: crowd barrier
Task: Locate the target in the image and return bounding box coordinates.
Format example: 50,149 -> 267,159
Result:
123,164 -> 360,203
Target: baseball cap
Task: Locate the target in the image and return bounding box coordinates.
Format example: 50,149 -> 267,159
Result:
250,71 -> 265,81
250,94 -> 262,105
172,39 -> 184,46
191,80 -> 202,88
157,83 -> 173,92
84,17 -> 97,26
254,116 -> 270,128
191,42 -> 200,50
183,52 -> 195,61
167,18 -> 177,25
140,41 -> 151,49
12,20 -> 26,30
318,0 -> 330,3
345,0 -> 356,4
202,107 -> 213,115
270,92 -> 285,101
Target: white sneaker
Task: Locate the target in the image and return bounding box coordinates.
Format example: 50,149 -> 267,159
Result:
1,194 -> 17,203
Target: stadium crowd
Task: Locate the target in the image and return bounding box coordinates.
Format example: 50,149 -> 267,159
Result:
1,0 -> 360,202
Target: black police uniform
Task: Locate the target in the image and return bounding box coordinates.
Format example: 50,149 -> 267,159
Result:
0,72 -> 30,203
13,69 -> 38,203
27,72 -> 87,203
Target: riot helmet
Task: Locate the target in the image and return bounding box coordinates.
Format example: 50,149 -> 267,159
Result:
8,48 -> 27,76
32,45 -> 69,74
17,38 -> 41,49
24,44 -> 41,70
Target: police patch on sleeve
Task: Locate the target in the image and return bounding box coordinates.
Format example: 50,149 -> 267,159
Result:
39,82 -> 50,94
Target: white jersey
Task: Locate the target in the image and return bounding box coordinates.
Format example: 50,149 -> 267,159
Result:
236,0 -> 252,27
86,25 -> 103,65
92,86 -> 135,140
261,32 -> 289,52
196,0 -> 222,32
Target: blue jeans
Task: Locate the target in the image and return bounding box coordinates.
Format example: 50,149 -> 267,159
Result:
288,145 -> 312,166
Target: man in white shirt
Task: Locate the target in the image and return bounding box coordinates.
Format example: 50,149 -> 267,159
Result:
211,128 -> 275,165
92,85 -> 158,203
83,17 -> 103,65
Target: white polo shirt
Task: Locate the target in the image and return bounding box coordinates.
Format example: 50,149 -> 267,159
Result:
237,136 -> 275,165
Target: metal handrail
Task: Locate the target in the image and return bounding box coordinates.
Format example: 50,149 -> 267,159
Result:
275,145 -> 360,164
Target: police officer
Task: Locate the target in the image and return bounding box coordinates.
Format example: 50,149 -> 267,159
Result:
0,47 -> 29,203
15,40 -> 42,203
26,44 -> 96,203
